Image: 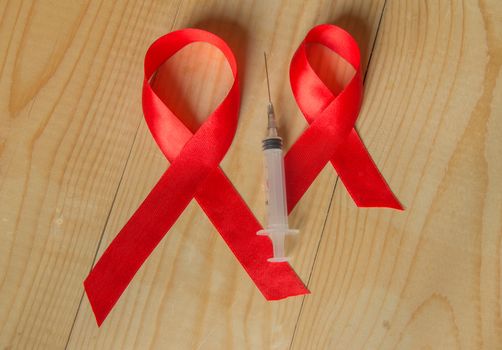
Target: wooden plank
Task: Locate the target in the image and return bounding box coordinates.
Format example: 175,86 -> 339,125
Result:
66,0 -> 388,349
0,0 -> 181,348
291,0 -> 502,349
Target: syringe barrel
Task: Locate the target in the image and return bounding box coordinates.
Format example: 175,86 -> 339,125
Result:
263,146 -> 288,229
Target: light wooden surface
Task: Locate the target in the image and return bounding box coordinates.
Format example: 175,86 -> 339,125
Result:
0,0 -> 500,349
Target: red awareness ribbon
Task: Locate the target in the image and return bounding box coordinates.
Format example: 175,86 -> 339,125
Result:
84,25 -> 402,326
84,29 -> 308,326
285,24 -> 403,211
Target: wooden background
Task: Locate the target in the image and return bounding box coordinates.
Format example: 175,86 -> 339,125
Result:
1,0 -> 501,349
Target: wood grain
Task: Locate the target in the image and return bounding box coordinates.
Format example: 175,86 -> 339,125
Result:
1,0 -> 500,349
66,0 -> 386,349
291,0 -> 502,349
0,0 -> 181,348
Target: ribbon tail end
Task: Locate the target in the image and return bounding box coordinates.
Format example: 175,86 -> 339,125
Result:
356,199 -> 404,211
392,203 -> 405,211
260,274 -> 310,301
83,278 -> 112,327
265,287 -> 311,301
385,196 -> 405,211
351,190 -> 404,211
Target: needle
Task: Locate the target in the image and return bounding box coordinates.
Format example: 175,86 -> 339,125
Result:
264,52 -> 272,104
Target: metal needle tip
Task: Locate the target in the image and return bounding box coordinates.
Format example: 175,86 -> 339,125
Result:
264,52 -> 272,104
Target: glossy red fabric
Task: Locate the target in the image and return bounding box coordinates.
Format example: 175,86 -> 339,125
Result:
84,29 -> 308,326
285,24 -> 402,211
84,25 -> 402,326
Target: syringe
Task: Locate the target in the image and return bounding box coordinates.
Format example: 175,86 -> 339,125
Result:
257,53 -> 298,262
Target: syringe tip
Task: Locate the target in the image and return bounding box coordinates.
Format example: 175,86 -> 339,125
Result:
267,104 -> 278,138
267,103 -> 274,115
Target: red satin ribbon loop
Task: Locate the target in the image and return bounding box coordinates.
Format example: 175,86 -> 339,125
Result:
84,29 -> 308,326
285,24 -> 402,211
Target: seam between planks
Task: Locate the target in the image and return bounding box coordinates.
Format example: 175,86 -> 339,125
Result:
287,1 -> 389,348
62,1 -> 184,348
